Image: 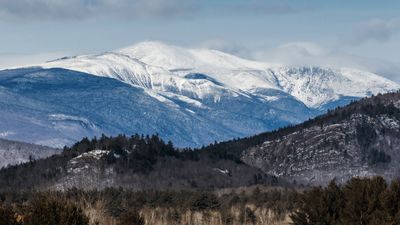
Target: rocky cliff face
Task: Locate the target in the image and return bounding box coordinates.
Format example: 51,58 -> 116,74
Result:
241,92 -> 400,185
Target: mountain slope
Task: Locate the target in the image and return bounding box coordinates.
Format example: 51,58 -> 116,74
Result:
0,67 -> 315,148
241,91 -> 400,185
0,138 -> 59,168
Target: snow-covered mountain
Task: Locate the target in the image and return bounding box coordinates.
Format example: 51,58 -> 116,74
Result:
0,41 -> 398,148
0,138 -> 59,168
43,41 -> 399,109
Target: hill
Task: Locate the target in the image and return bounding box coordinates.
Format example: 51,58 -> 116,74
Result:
241,91 -> 400,184
0,134 -> 286,191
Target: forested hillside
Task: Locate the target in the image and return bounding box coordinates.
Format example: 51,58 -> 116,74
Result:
0,134 -> 286,191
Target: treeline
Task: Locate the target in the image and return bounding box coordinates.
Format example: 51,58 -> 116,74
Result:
67,134 -> 186,173
0,187 -> 296,225
3,177 -> 400,224
292,177 -> 400,225
0,134 -> 198,189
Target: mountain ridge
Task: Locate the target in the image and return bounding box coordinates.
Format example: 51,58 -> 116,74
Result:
241,91 -> 400,185
42,41 -> 400,109
0,41 -> 398,148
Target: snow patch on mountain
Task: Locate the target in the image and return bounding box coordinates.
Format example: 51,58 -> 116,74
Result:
49,114 -> 97,130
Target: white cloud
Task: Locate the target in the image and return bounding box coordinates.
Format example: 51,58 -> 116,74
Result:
0,0 -> 311,21
253,42 -> 328,66
0,52 -> 67,69
350,18 -> 400,44
221,1 -> 305,15
199,39 -> 252,58
196,40 -> 400,83
251,42 -> 400,83
0,0 -> 199,21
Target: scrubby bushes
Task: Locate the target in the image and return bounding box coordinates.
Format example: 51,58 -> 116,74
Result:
0,194 -> 88,225
0,187 -> 296,225
25,195 -> 89,225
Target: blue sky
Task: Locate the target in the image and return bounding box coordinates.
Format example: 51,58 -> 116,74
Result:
0,0 -> 399,82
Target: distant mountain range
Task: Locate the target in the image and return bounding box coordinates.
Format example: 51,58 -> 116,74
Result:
0,41 -> 398,147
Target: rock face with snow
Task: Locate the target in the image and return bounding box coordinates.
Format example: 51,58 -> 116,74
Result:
53,149 -> 115,189
241,92 -> 400,185
0,138 -> 59,168
0,41 -> 398,148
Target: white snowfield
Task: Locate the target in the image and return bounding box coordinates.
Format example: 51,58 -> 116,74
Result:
43,41 -> 399,109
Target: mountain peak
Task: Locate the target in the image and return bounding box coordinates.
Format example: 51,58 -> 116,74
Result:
41,42 -> 400,109
119,40 -> 179,51
118,41 -> 182,56
117,41 -> 195,69
116,41 -> 266,71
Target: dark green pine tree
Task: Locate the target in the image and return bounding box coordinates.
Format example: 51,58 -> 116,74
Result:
340,177 -> 388,225
291,180 -> 344,225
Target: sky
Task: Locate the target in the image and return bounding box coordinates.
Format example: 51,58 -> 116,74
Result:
0,0 -> 399,82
